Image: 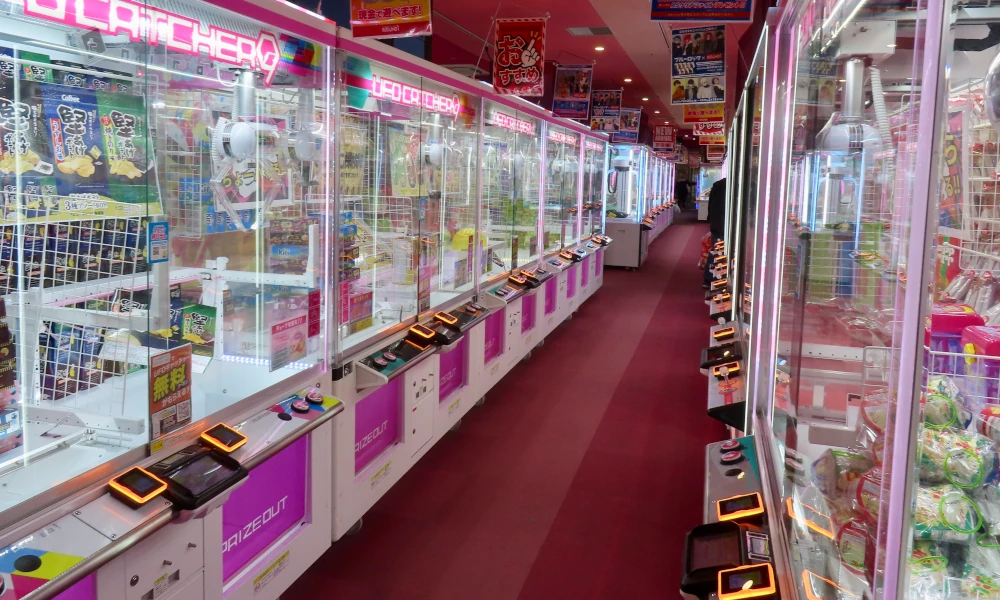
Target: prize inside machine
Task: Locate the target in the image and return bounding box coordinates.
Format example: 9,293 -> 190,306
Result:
582,138 -> 606,238
603,144 -> 648,268
336,52 -> 482,361
0,0 -> 331,518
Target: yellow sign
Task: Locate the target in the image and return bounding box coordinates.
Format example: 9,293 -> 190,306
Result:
350,0 -> 432,39
684,103 -> 725,124
700,134 -> 726,145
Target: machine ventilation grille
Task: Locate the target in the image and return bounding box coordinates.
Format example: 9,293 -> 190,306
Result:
567,26 -> 613,36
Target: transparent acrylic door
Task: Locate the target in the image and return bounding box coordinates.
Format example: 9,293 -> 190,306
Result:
481,104 -> 541,276
583,139 -> 604,237
754,1 -> 931,598
543,125 -> 579,252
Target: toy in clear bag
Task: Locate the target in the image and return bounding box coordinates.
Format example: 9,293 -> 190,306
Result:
908,540 -> 952,599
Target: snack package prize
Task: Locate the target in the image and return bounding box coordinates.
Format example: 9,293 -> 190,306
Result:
908,540 -> 951,598
962,326 -> 1000,407
811,449 -> 874,501
42,83 -> 110,201
927,304 -> 985,374
919,427 -> 998,488
914,485 -> 982,542
963,536 -> 1000,598
97,91 -> 159,212
926,374 -> 974,430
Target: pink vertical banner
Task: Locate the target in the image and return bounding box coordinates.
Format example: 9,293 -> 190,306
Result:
567,266 -> 577,299
581,256 -> 590,287
222,436 -> 309,580
483,311 -> 505,364
438,337 -> 467,401
355,377 -> 402,473
544,278 -> 557,315
522,294 -> 536,333
53,574 -> 96,600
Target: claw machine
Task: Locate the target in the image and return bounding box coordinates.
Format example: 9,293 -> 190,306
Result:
0,1 -> 340,599
581,136 -> 609,301
604,143 -> 651,269
684,0 -> 1000,598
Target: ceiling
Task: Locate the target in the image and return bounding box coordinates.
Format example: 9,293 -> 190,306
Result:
429,0 -> 758,143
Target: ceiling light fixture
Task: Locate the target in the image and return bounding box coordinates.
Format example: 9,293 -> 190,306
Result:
642,97 -> 649,101
654,110 -> 660,114
595,46 -> 605,51
624,78 -> 632,83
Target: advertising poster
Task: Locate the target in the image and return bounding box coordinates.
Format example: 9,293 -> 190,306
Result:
693,122 -> 725,136
795,57 -> 837,107
706,145 -> 725,162
671,26 -> 726,105
350,0 -> 432,39
700,134 -> 725,145
653,125 -> 675,152
270,315 -> 308,372
493,18 -> 546,97
149,344 -> 192,440
683,103 -> 725,123
652,0 -> 754,22
591,89 -> 622,132
552,64 -> 593,119
612,108 -> 641,143
939,111 -> 965,228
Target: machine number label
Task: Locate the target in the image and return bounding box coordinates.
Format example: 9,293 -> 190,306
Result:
370,460 -> 392,489
447,397 -> 461,416
253,551 -> 290,595
490,362 -> 500,376
153,572 -> 172,598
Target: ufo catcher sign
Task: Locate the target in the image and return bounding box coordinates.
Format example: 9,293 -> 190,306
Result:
493,18 -> 546,97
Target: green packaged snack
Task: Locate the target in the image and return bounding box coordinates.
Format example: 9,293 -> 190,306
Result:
961,537 -> 1000,599
913,485 -> 982,542
96,91 -> 160,213
182,303 -> 215,357
919,427 -> 998,488
908,540 -> 951,598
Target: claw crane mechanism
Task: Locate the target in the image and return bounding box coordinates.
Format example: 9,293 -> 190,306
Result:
812,58 -> 884,229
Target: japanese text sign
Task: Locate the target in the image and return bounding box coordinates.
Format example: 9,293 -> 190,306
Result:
653,125 -> 675,151
494,18 -> 546,97
684,103 -> 725,123
350,0 -> 432,39
149,344 -> 192,440
652,0 -> 754,22
693,122 -> 724,136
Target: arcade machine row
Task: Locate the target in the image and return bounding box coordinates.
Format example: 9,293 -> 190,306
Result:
0,0 -> 345,599
689,1 -> 1000,599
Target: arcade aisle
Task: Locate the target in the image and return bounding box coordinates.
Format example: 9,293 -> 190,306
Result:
288,213 -> 725,599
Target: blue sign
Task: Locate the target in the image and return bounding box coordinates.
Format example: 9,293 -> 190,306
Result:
652,0 -> 753,22
147,222 -> 169,264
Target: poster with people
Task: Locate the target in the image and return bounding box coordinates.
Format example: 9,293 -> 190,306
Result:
590,89 -> 623,132
552,64 -> 593,119
671,25 -> 726,105
612,108 -> 641,143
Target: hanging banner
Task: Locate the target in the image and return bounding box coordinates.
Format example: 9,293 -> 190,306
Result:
700,134 -> 726,145
493,18 -> 546,97
590,89 -> 623,132
350,0 -> 432,39
653,125 -> 675,151
671,26 -> 726,105
652,0 -> 754,22
552,64 -> 593,119
706,145 -> 726,162
683,103 -> 725,123
693,122 -> 725,136
612,108 -> 641,143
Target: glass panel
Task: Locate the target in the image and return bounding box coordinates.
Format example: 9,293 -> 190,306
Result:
481,103 -> 540,275
607,144 -> 643,220
417,78 -> 479,311
0,0 -> 331,519
584,138 -> 606,236
543,125 -> 578,252
336,53 -> 420,354
761,1 -> 925,597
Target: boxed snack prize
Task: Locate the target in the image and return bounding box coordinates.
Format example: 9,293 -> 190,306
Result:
14,50 -> 53,83
43,83 -> 110,200
927,304 -> 984,375
962,325 -> 1000,406
97,91 -> 158,208
40,322 -> 77,399
182,303 -> 216,357
71,326 -> 106,390
270,244 -> 309,274
50,61 -> 88,89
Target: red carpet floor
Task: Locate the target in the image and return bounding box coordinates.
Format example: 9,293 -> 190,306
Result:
288,213 -> 726,599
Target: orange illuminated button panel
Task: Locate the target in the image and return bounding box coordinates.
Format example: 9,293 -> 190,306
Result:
717,563 -> 776,600
716,492 -> 764,522
711,278 -> 728,291
109,466 -> 168,508
201,423 -> 248,453
713,327 -> 735,341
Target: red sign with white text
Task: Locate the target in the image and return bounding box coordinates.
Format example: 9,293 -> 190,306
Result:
350,0 -> 432,39
494,18 -> 546,97
653,125 -> 675,151
694,122 -> 725,136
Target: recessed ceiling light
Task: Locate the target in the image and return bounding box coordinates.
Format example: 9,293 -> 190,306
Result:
624,78 -> 632,83
654,110 -> 660,114
642,97 -> 649,101
595,46 -> 605,51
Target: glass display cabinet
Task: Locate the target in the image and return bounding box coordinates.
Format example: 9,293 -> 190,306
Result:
543,125 -> 580,254
0,0 -> 332,526
481,102 -> 541,275
583,137 -> 608,238
334,51 -> 482,360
